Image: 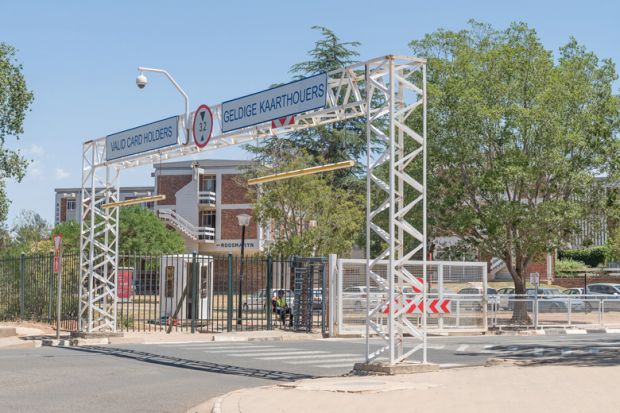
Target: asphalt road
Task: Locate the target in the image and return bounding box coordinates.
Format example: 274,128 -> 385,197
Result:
2,333 -> 620,413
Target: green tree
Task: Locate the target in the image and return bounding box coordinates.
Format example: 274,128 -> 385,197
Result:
0,44 -> 34,222
249,149 -> 364,257
51,220 -> 80,254
246,26 -> 366,189
119,206 -> 184,254
409,21 -> 620,320
11,209 -> 50,253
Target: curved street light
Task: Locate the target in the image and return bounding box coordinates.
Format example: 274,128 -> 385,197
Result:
135,66 -> 191,144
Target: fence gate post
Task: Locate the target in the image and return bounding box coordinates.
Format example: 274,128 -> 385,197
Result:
227,253 -> 233,332
328,254 -> 337,337
19,253 -> 25,320
266,256 -> 273,330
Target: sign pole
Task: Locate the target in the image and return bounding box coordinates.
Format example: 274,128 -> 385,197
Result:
53,234 -> 63,340
56,254 -> 62,339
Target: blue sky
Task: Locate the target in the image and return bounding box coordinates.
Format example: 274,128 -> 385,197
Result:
1,0 -> 619,225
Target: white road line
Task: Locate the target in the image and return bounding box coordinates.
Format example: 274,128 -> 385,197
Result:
202,347 -> 280,353
159,344 -> 273,349
165,346 -> 275,351
228,350 -> 328,357
259,353 -> 358,361
456,344 -> 469,353
287,357 -> 362,365
428,344 -> 446,350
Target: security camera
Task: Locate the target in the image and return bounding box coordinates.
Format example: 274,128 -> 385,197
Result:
136,73 -> 148,89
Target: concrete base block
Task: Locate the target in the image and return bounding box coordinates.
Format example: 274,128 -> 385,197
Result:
71,331 -> 124,339
0,327 -> 17,338
353,361 -> 440,375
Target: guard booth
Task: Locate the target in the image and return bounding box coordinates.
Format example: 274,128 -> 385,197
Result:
159,255 -> 214,323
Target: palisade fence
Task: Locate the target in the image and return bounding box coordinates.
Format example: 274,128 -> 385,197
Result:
0,253 -> 327,334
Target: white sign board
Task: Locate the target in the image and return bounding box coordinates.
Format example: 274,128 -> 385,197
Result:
106,116 -> 179,161
530,272 -> 540,285
221,73 -> 327,133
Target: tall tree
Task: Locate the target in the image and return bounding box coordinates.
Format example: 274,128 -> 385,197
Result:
249,148 -> 364,257
409,21 -> 620,320
0,44 -> 34,222
11,209 -> 50,253
246,26 -> 365,189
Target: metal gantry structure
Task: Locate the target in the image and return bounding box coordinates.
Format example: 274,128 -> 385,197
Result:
79,55 -> 428,365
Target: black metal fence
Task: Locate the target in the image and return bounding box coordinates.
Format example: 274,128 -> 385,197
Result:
0,253 -> 327,334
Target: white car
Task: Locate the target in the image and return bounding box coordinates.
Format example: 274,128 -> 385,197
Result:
342,286 -> 386,311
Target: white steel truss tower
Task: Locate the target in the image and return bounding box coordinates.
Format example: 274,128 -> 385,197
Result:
79,55 -> 428,367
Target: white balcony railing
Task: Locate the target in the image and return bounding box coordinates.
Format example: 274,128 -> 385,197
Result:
199,190 -> 216,205
158,208 -> 215,242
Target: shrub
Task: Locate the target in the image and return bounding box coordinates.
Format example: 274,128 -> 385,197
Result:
558,246 -> 607,267
556,259 -> 588,276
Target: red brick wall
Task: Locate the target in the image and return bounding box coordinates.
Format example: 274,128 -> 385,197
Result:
221,174 -> 250,204
553,276 -> 620,288
525,254 -> 555,281
60,198 -> 67,223
221,208 -> 257,239
157,175 -> 192,205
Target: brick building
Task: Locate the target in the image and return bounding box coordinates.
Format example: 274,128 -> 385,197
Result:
55,159 -> 268,255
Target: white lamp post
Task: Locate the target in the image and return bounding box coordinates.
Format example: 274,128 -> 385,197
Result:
135,67 -> 191,144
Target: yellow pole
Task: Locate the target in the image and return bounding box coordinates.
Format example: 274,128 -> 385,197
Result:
101,194 -> 166,209
247,160 -> 355,186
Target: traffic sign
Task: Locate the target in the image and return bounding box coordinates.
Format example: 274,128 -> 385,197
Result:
530,272 -> 540,285
53,256 -> 61,273
192,104 -> 213,148
383,298 -> 451,314
271,115 -> 295,129
53,234 -> 62,256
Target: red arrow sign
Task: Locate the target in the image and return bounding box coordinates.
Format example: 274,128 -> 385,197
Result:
383,298 -> 450,314
271,115 -> 295,129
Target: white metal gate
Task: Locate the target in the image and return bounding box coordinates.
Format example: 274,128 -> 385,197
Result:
333,258 -> 488,335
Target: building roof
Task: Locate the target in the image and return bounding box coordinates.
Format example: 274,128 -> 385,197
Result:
55,186 -> 154,194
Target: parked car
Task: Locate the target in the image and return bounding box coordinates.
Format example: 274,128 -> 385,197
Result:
583,283 -> 620,311
525,288 -> 585,312
456,287 -> 499,311
562,288 -> 585,295
342,286 -> 386,311
497,287 -> 515,310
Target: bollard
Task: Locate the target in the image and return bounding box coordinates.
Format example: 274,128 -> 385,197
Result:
227,253 -> 233,332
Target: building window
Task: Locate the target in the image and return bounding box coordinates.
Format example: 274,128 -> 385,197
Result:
67,199 -> 76,211
199,174 -> 216,192
199,210 -> 216,228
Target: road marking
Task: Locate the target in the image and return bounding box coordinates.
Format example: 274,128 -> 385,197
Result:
159,344 -> 273,349
164,345 -> 276,350
288,358 -> 362,365
228,350 -> 328,357
428,344 -> 446,350
278,355 -> 361,363
259,353 -> 362,360
456,344 -> 469,353
202,347 -> 280,353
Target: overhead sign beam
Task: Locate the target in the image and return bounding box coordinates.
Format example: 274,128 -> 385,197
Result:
221,73 -> 327,133
101,194 -> 166,209
105,116 -> 179,161
89,56 -> 426,170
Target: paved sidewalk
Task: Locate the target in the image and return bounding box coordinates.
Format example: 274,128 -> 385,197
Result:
0,321 -> 323,348
190,363 -> 620,413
